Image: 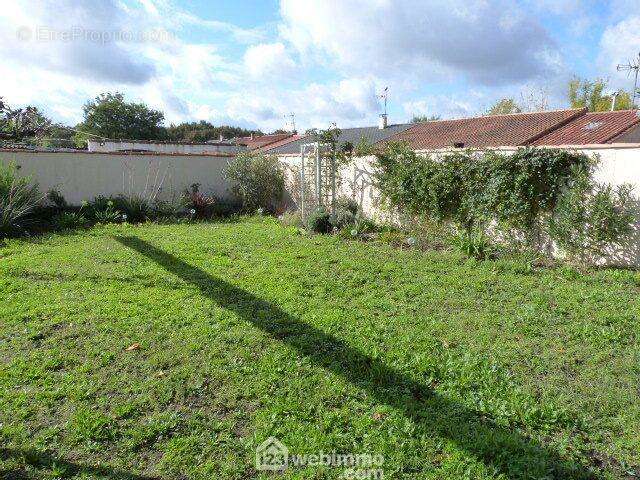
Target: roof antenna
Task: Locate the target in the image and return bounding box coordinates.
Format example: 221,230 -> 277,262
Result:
284,112 -> 296,133
378,87 -> 389,129
378,87 -> 389,116
617,52 -> 640,109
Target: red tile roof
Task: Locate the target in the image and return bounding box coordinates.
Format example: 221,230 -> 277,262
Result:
256,134 -> 304,152
532,110 -> 640,146
236,133 -> 295,150
389,108 -> 586,150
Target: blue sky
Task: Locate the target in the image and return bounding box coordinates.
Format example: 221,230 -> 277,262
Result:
1,0 -> 639,132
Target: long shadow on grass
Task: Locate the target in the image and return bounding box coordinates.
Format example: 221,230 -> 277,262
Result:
0,447 -> 158,480
115,235 -> 599,480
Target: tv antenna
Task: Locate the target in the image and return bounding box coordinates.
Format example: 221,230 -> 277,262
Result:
617,52 -> 640,109
284,112 -> 296,133
379,87 -> 389,115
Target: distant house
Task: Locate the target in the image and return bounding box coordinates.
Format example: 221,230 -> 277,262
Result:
234,133 -> 297,151
387,108 -> 640,151
262,121 -> 415,155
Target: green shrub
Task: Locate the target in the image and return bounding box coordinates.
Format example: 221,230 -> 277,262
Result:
335,197 -> 359,215
224,152 -> 285,213
331,208 -> 357,229
454,230 -> 494,260
90,198 -> 121,224
279,211 -> 302,228
47,189 -> 68,209
52,211 -> 87,230
550,174 -> 635,263
153,197 -> 186,219
112,195 -> 151,223
307,207 -> 332,233
0,162 -> 43,236
182,183 -> 217,219
374,143 -> 633,260
375,144 -> 593,241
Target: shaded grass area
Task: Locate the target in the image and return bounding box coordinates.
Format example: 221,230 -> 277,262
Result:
1,218 -> 639,479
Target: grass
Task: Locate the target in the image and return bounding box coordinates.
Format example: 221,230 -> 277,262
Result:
1,217 -> 639,479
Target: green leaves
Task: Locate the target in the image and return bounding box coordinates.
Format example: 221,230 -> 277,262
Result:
224,151 -> 285,213
374,143 -> 633,258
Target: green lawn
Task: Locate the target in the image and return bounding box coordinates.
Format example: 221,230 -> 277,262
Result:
1,218 -> 639,479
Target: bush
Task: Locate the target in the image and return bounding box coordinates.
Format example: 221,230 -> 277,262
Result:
307,207 -> 332,234
112,195 -> 151,223
550,175 -> 635,263
52,211 -> 87,230
454,230 -> 494,260
374,143 -> 636,261
331,208 -> 357,229
153,197 -> 186,219
335,197 -> 359,215
0,162 -> 43,236
224,152 -> 285,213
89,197 -> 122,224
279,211 -> 302,228
182,183 -> 216,219
375,144 -> 593,241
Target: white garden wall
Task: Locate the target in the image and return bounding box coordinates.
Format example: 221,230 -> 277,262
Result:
278,144 -> 640,266
0,149 -> 235,205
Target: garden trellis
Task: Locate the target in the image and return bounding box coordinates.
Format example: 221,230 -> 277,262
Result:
299,142 -> 337,221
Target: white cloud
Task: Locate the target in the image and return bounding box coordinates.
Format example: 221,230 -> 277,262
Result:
244,42 -> 296,78
599,16 -> 640,91
279,0 -> 561,86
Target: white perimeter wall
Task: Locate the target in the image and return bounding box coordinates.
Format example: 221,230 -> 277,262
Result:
279,145 -> 640,266
0,150 -> 235,205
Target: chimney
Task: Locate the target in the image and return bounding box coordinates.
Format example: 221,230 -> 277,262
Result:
250,133 -> 255,140
378,114 -> 388,130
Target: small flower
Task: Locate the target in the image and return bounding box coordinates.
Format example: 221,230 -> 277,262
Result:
190,209 -> 196,215
256,207 -> 265,215
350,229 -> 358,237
121,214 -> 128,221
107,200 -> 113,207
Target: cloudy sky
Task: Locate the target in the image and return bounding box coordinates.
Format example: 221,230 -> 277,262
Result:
0,0 -> 639,132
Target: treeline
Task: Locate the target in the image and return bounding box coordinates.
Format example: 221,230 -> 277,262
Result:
1,92 -> 265,148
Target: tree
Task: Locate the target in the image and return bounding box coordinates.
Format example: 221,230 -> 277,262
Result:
0,97 -> 51,143
568,78 -> 632,112
75,92 -> 166,143
411,114 -> 441,123
486,98 -> 522,116
165,121 -> 262,142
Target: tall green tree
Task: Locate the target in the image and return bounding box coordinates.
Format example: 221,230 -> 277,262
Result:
486,98 -> 522,116
568,78 -> 633,112
75,92 -> 166,143
0,97 -> 51,143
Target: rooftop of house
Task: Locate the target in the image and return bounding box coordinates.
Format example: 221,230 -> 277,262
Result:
532,110 -> 640,146
388,108 -> 587,150
256,134 -> 305,152
235,133 -> 296,150
263,123 -> 415,154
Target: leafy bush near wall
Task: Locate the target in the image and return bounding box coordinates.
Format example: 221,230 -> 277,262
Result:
549,172 -> 635,263
374,142 -> 635,259
307,207 -> 333,234
0,162 -> 43,236
224,151 -> 285,213
182,183 -> 217,219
